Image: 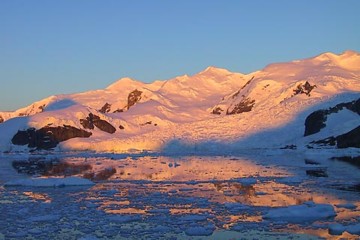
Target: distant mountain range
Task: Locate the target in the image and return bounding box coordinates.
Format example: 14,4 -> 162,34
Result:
1,50 -> 359,153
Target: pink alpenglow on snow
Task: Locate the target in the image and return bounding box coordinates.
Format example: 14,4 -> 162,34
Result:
0,51 -> 359,153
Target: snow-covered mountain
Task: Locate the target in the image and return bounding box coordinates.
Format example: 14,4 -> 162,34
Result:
0,50 -> 359,153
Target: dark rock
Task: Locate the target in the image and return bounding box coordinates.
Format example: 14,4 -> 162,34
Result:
99,103 -> 111,113
226,97 -> 255,115
40,125 -> 92,142
346,98 -> 360,114
212,107 -> 223,115
80,113 -> 116,134
336,183 -> 360,192
113,109 -> 124,113
304,110 -> 328,136
46,162 -> 92,176
293,81 -> 317,97
304,98 -> 360,137
84,167 -> 116,181
231,90 -> 241,99
309,137 -> 336,148
12,157 -> 54,175
305,159 -> 320,165
127,89 -> 142,110
280,144 -> 297,149
38,104 -> 45,112
12,125 -> 92,150
306,169 -> 328,178
119,125 -> 125,130
12,158 -> 92,176
0,115 -> 3,123
228,77 -> 254,101
12,128 -> 36,146
336,125 -> 360,148
331,156 -> 360,168
140,121 -> 152,126
80,118 -> 94,130
240,76 -> 254,90
308,125 -> 360,149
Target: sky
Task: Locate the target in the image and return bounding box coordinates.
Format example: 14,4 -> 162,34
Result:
0,0 -> 359,111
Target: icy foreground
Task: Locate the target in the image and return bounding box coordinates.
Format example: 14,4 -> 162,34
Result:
0,153 -> 359,239
0,50 -> 360,153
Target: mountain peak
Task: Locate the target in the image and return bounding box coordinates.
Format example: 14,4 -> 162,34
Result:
311,50 -> 360,71
197,66 -> 233,76
313,50 -> 359,60
106,77 -> 143,91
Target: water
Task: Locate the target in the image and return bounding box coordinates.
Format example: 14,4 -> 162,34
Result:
0,153 -> 359,239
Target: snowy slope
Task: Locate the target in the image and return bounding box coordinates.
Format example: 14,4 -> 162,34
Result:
0,50 -> 359,153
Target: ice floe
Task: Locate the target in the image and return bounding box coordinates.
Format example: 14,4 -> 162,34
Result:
4,176 -> 94,187
263,201 -> 336,223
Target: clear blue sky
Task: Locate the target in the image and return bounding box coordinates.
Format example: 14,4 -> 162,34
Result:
0,0 -> 359,111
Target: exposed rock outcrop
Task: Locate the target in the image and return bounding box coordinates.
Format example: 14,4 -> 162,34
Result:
304,110 -> 327,136
99,103 -> 111,113
80,113 -> 116,134
12,125 -> 92,150
140,121 -> 153,126
331,156 -> 360,168
308,125 -> 360,149
304,98 -> 360,136
293,81 -> 317,97
306,169 -> 328,178
226,97 -> 255,115
309,137 -> 336,147
113,109 -> 124,113
38,104 -> 46,112
212,107 -> 223,115
127,89 -> 142,110
336,125 -> 360,148
0,115 -> 3,124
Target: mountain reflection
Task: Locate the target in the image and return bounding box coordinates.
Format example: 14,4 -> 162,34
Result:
5,155 -> 360,239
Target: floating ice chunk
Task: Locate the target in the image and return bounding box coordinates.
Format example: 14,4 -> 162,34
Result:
108,214 -> 142,223
184,224 -> 215,236
263,201 -> 336,223
150,225 -> 171,232
329,223 -> 360,235
236,177 -> 257,186
346,223 -> 360,235
328,224 -> 346,235
4,177 -> 95,187
146,208 -> 170,214
335,203 -> 357,210
179,214 -> 209,222
29,214 -> 61,222
224,202 -> 251,212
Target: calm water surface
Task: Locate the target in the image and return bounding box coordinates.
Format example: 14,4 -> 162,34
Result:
0,153 -> 359,239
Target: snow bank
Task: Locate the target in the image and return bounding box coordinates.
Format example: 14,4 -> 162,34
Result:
263,201 -> 336,223
4,176 -> 94,187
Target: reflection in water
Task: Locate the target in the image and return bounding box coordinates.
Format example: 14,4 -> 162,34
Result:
23,191 -> 52,203
1,155 -> 359,239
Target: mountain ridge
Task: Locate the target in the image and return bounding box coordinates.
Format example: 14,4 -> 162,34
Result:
0,50 -> 359,153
